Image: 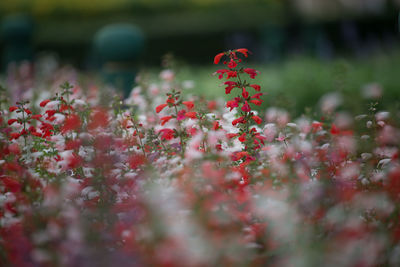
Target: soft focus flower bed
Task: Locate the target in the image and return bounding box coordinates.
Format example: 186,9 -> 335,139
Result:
1,49 -> 400,266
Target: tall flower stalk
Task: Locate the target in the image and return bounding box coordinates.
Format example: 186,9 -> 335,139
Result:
214,49 -> 265,168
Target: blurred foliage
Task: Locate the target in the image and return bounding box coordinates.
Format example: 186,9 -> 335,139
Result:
0,0 -> 285,16
0,0 -> 285,45
1,0 -> 397,19
176,49 -> 400,116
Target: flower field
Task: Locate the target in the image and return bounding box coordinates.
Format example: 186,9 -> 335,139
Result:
1,49 -> 400,266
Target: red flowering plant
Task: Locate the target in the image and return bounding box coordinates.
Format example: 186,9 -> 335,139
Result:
155,89 -> 197,156
214,49 -> 265,172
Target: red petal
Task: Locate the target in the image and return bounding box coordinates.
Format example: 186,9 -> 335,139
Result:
40,99 -> 51,107
156,103 -> 168,113
214,52 -> 225,64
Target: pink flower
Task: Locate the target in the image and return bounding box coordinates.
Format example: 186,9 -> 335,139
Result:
176,110 -> 186,120
275,132 -> 286,142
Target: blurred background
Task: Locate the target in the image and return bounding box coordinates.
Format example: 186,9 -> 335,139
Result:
1,0 -> 400,114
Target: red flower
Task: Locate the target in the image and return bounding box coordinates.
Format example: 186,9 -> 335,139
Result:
330,124 -> 340,135
224,81 -> 237,94
238,133 -> 246,142
228,59 -> 237,69
40,99 -> 51,107
9,132 -> 21,140
185,111 -> 197,119
129,154 -> 146,169
9,106 -> 18,112
242,87 -> 249,99
252,115 -> 262,124
241,101 -> 251,112
312,121 -> 323,132
182,101 -> 194,110
60,104 -> 72,113
250,84 -> 261,91
243,68 -> 258,79
254,133 -> 265,144
40,122 -> 54,138
249,99 -> 262,106
227,133 -> 239,139
156,103 -> 168,113
208,101 -> 217,110
166,97 -> 175,104
68,153 -> 83,169
7,119 -> 18,125
252,93 -> 263,99
214,52 -> 225,64
45,109 -> 57,117
65,139 -> 82,150
28,126 -> 36,133
31,132 -> 43,137
226,100 -> 239,111
24,109 -> 32,115
214,69 -> 228,79
31,114 -> 42,120
1,177 -> 21,193
187,126 -> 197,136
159,128 -> 175,140
236,48 -> 250,57
232,116 -> 245,126
231,151 -> 249,161
212,121 -> 220,130
88,108 -> 109,130
160,115 -> 173,126
226,70 -> 237,79
61,114 -> 81,134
